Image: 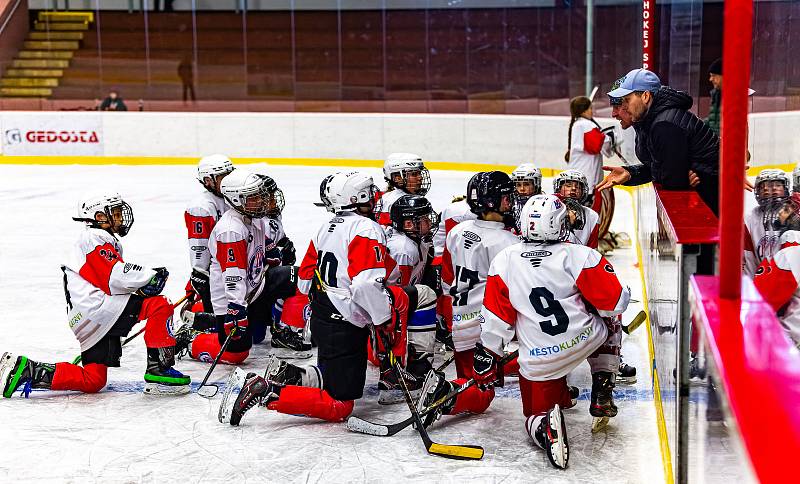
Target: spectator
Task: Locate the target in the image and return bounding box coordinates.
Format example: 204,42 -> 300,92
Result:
596,68 -> 720,215
178,55 -> 196,103
706,58 -> 723,134
99,89 -> 128,112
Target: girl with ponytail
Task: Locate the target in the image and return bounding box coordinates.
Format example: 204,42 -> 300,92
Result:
564,96 -> 613,209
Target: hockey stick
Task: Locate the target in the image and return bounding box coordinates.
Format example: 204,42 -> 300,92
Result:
622,310 -> 646,335
379,333 -> 484,460
347,349 -> 519,439
196,326 -> 239,398
71,294 -> 190,365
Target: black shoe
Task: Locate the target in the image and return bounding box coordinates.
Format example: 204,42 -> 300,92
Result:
271,325 -> 312,352
0,352 -> 54,398
534,405 -> 570,469
415,370 -> 457,428
230,373 -> 280,426
590,371 -> 618,418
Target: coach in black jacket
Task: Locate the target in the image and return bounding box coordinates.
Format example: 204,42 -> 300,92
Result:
598,68 -> 720,215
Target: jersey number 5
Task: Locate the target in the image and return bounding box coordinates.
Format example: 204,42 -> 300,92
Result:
529,287 -> 569,336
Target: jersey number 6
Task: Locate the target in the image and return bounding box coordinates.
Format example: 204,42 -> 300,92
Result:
529,287 -> 569,336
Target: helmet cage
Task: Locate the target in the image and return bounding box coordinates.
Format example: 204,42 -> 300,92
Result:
553,170 -> 590,204
755,169 -> 790,208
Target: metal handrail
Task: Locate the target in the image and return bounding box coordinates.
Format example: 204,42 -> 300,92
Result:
0,0 -> 23,37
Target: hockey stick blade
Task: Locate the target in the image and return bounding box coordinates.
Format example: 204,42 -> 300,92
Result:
196,326 -> 238,399
622,310 -> 647,335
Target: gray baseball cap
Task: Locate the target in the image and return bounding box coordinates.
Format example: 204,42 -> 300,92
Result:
607,68 -> 662,98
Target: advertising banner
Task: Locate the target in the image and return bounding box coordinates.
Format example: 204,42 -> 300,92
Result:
1,114 -> 103,156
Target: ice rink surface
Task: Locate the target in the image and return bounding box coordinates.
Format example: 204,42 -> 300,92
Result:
0,164 -> 662,483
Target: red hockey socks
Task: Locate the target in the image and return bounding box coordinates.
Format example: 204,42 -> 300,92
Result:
51,362 -> 108,393
140,296 -> 177,348
267,385 -> 355,422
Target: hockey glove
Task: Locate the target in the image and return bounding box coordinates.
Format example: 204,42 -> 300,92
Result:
473,343 -> 500,390
224,302 -> 248,341
189,269 -> 210,299
375,285 -> 410,361
137,267 -> 169,297
277,236 -> 296,266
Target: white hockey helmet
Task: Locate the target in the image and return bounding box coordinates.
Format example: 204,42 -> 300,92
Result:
196,154 -> 234,194
326,171 -> 379,214
511,163 -> 543,196
553,169 -> 590,204
754,169 -> 789,207
792,166 -> 800,194
220,169 -> 283,218
383,152 -> 431,195
74,192 -> 134,237
315,173 -> 339,213
519,194 -> 570,243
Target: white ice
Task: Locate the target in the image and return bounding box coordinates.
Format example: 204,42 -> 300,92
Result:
0,164 -> 663,483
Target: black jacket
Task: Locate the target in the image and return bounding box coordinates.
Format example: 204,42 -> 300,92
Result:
623,87 -> 720,213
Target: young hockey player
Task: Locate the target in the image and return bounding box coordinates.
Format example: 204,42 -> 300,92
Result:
223,171 -> 430,424
554,169 -> 635,382
421,194 -> 630,469
1,193 -> 190,397
184,154 -> 235,314
185,170 -> 300,365
375,152 -> 432,226
744,169 -> 790,277
442,171 -> 520,378
510,163 -> 543,233
553,169 -> 600,249
754,197 -> 800,348
378,194 -> 441,403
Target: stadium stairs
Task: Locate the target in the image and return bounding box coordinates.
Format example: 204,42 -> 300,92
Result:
0,11 -> 93,98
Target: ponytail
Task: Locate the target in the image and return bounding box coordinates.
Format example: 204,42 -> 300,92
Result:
565,117 -> 576,163
566,96 -> 594,163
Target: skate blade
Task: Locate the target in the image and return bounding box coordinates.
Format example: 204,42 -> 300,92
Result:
0,352 -> 16,397
378,389 -> 406,405
616,375 -> 637,385
549,404 -> 569,469
269,348 -> 313,360
143,382 -> 190,396
591,416 -> 610,433
218,367 -> 248,424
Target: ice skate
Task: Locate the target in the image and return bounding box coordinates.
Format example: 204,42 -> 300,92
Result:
228,372 -> 281,426
270,324 -> 313,359
262,355 -> 321,388
378,359 -> 422,405
1,352 -> 55,398
144,347 -> 191,395
415,370 -> 457,428
617,357 -> 637,385
533,404 -> 569,469
590,371 -> 617,432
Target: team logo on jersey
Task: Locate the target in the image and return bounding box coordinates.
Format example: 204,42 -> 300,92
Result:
198,352 -> 214,363
248,245 -> 265,288
302,303 -> 312,323
462,231 -> 481,242
521,250 -> 552,258
166,316 -> 175,338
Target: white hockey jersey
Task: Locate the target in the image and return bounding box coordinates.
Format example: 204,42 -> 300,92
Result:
744,207 -> 781,277
63,227 -> 157,351
442,219 -> 519,352
185,190 -> 229,275
298,212 -> 393,328
480,241 -> 630,381
433,199 -> 476,257
567,117 -> 615,188
375,189 -> 407,227
208,211 -> 285,316
753,230 -> 800,347
568,205 -> 600,249
385,226 -> 431,286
